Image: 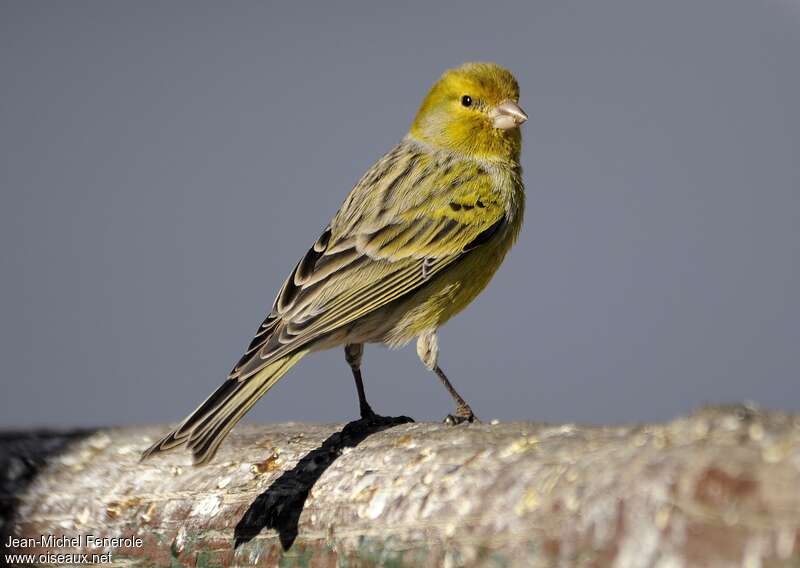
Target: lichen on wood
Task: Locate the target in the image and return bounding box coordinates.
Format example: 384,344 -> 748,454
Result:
1,405 -> 800,567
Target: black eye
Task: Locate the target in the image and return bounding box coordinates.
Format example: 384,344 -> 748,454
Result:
461,95 -> 472,107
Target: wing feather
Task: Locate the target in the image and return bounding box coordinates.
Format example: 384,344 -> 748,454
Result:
230,144 -> 506,381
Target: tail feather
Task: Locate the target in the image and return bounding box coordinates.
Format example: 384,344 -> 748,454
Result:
141,352 -> 306,465
189,371 -> 281,463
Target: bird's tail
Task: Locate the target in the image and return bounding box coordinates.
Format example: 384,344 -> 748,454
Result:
141,351 -> 307,465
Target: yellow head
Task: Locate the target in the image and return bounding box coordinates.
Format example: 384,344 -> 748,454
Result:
409,62 -> 527,162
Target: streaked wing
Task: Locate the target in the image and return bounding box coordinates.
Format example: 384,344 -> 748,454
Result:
230,144 -> 506,381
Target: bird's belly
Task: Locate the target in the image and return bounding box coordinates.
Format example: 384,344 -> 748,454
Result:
337,226 -> 516,348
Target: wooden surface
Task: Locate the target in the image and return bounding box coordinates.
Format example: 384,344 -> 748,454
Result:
1,405 -> 800,567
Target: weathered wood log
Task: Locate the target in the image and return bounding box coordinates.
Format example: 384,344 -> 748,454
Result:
1,405 -> 799,567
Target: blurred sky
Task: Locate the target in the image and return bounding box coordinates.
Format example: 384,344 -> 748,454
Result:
1,0 -> 798,429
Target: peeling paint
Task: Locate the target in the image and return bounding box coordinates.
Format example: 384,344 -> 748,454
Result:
190,495 -> 221,518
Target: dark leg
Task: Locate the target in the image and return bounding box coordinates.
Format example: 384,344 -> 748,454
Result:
344,343 -> 375,419
344,344 -> 414,426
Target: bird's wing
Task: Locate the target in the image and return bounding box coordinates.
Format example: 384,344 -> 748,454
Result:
230,147 -> 507,381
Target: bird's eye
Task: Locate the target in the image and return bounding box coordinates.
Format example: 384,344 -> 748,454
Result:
461,95 -> 472,107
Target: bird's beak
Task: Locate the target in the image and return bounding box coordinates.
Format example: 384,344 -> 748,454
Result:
490,100 -> 528,130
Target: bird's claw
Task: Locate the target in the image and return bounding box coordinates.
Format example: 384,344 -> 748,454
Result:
444,406 -> 479,425
357,412 -> 414,428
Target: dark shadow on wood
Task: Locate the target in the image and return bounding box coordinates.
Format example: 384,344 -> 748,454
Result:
0,429 -> 97,554
233,415 -> 413,551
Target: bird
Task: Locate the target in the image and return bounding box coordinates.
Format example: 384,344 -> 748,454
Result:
141,62 -> 527,465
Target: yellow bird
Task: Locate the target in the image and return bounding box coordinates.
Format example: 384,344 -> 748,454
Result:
142,62 -> 527,464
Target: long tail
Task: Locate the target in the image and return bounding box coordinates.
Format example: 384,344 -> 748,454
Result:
141,351 -> 307,465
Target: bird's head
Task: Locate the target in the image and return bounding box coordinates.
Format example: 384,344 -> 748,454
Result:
409,62 -> 526,162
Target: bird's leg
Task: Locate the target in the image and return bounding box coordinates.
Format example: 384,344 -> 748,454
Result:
417,331 -> 479,424
344,343 -> 376,419
434,365 -> 477,424
344,344 -> 414,428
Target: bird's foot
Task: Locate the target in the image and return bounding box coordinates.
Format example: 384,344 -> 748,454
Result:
360,404 -> 377,421
356,407 -> 414,428
444,405 -> 480,425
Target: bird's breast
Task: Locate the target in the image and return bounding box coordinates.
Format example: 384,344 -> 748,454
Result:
384,176 -> 524,346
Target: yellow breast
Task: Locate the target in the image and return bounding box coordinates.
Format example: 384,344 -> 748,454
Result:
384,162 -> 524,345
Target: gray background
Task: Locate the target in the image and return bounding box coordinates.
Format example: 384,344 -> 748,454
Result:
1,1 -> 798,430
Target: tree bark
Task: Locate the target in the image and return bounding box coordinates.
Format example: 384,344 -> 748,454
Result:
1,405 -> 799,567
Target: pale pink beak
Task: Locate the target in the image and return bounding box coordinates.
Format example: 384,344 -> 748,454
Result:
490,100 -> 528,130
